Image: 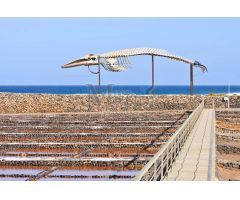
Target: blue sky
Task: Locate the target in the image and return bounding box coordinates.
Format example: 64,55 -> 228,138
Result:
0,18 -> 239,86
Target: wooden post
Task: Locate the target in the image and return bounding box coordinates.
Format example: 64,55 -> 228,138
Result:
98,57 -> 101,94
190,64 -> 194,95
152,55 -> 155,95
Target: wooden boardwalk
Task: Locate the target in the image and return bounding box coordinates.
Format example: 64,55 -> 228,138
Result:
165,109 -> 216,181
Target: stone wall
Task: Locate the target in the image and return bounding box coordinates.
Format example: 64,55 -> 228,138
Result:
0,93 -> 239,114
217,159 -> 240,170
205,95 -> 240,108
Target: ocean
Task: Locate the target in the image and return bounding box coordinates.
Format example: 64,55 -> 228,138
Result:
0,85 -> 240,95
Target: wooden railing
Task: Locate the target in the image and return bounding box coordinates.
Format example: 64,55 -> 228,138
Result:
133,100 -> 204,181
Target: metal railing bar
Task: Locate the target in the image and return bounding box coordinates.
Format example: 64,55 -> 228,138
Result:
208,108 -> 216,181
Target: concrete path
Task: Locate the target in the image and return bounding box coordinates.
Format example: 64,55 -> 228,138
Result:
165,109 -> 216,181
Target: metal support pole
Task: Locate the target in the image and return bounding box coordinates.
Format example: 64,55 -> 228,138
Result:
190,64 -> 194,95
228,84 -> 230,109
98,57 -> 101,94
152,55 -> 155,95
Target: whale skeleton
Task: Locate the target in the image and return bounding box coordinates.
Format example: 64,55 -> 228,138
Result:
62,48 -> 207,94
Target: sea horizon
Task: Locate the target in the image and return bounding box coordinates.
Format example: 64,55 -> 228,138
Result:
0,85 -> 239,95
